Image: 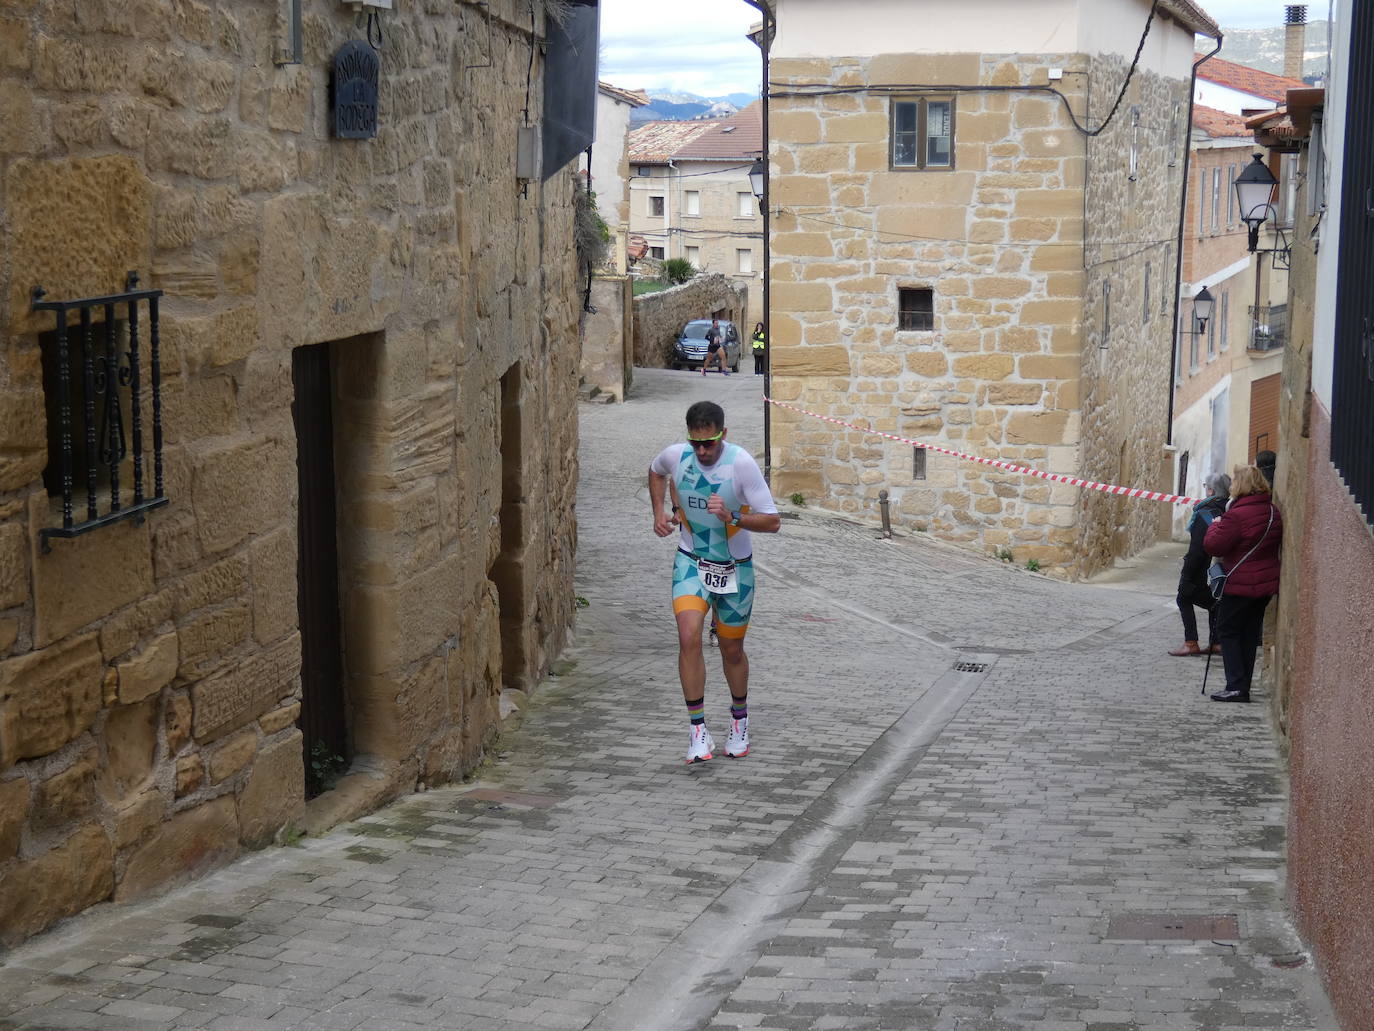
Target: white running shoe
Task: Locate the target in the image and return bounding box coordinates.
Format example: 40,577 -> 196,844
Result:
725,717 -> 749,758
685,725 -> 715,764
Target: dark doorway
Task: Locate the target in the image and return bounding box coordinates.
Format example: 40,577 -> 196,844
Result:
492,362 -> 527,693
292,342 -> 348,797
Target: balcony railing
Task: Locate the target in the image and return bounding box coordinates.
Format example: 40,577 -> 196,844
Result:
1248,303 -> 1287,352
32,272 -> 168,552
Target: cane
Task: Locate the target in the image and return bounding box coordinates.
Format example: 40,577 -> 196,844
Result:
1201,602 -> 1217,695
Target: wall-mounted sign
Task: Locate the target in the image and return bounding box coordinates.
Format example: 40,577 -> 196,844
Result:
333,41 -> 378,139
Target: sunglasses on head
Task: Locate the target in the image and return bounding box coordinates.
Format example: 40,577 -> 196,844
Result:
687,430 -> 724,448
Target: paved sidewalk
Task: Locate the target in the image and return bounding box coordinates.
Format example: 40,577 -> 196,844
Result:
0,369 -> 1336,1030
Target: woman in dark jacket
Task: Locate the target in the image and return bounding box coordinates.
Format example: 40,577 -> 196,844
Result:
1168,472 -> 1230,656
1203,465 -> 1283,702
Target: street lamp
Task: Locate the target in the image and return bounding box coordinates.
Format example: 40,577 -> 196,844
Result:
1192,285 -> 1215,334
748,158 -> 765,210
1234,154 -> 1279,253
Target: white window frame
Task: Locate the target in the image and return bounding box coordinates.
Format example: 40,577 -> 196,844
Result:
685,191 -> 700,217
736,192 -> 753,218
736,248 -> 753,274
685,245 -> 700,266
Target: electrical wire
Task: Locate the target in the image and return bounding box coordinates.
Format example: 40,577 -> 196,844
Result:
767,1 -> 1159,140
628,163 -> 756,180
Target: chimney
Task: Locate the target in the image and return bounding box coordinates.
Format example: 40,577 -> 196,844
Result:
1285,5 -> 1307,82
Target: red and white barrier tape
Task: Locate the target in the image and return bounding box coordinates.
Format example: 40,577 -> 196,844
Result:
764,397 -> 1199,507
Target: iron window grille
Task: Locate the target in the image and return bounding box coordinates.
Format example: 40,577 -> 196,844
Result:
898,287 -> 934,331
32,272 -> 168,552
1248,304 -> 1287,352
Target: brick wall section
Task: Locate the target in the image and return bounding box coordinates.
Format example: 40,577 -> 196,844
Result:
632,274 -> 748,367
768,53 -> 1188,576
0,0 -> 581,942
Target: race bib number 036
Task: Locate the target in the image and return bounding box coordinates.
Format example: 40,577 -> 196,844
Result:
697,558 -> 738,595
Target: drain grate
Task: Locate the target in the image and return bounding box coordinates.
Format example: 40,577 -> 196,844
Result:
953,661 -> 989,673
1106,913 -> 1239,940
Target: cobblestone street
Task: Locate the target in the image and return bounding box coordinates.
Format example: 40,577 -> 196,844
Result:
0,369 -> 1336,1029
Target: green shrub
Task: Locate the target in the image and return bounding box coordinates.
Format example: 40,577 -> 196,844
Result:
661,258 -> 697,285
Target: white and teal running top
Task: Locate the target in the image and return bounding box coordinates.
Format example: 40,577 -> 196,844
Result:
650,441 -> 777,563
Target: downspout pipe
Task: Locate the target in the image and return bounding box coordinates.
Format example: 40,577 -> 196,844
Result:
1168,34 -> 1223,446
743,0 -> 775,482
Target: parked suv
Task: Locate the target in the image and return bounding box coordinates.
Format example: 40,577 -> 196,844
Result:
672,319 -> 740,371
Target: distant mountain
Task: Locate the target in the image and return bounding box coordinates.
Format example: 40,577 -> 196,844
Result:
630,90 -> 760,124
1214,20 -> 1331,81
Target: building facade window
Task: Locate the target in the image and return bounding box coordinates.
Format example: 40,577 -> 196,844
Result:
1278,153 -> 1299,226
1189,310 -> 1200,371
685,191 -> 700,216
736,248 -> 753,274
736,192 -> 753,217
649,246 -> 664,260
1198,168 -> 1207,233
1168,101 -> 1181,166
649,195 -> 664,217
685,245 -> 700,266
1227,163 -> 1237,225
1211,167 -> 1221,233
1207,303 -> 1217,358
897,287 -> 934,330
1128,107 -> 1140,181
1220,290 -> 1229,351
891,98 -> 954,170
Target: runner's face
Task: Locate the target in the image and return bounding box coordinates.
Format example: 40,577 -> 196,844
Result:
687,425 -> 726,465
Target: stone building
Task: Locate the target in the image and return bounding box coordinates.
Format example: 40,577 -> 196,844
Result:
627,105 -> 765,324
585,81 -> 649,271
1169,103 -> 1284,532
759,0 -> 1218,577
0,0 -> 591,943
1245,4 -> 1374,1021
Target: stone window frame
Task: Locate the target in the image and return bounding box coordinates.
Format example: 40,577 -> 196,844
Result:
889,97 -> 956,171
896,286 -> 935,332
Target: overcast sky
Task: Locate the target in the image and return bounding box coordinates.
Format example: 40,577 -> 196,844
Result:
597,0 -> 1335,99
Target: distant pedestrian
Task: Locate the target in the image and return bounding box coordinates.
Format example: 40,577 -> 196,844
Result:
1203,465 -> 1282,703
1167,472 -> 1229,657
702,318 -> 730,375
649,401 -> 780,763
1255,449 -> 1276,487
751,322 -> 767,375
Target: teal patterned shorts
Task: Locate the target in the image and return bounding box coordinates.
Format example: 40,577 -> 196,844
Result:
671,549 -> 756,635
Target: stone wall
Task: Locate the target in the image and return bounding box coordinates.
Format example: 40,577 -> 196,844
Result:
0,0 -> 581,943
766,51 -> 1187,577
632,274 -> 748,368
1076,56 -> 1191,573
581,276 -> 633,401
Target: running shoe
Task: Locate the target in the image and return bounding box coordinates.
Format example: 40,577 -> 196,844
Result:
725,717 -> 749,758
685,724 -> 715,764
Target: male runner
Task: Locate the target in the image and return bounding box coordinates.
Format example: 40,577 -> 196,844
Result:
649,401 -> 780,763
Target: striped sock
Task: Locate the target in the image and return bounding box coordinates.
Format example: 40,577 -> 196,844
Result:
730,696 -> 747,721
686,697 -> 705,726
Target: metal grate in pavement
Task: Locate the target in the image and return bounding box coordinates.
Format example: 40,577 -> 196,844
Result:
1106,913 -> 1240,940
953,661 -> 989,673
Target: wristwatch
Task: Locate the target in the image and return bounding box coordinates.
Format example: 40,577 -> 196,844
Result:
729,511 -> 742,527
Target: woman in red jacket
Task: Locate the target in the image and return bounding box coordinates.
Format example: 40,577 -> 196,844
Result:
1202,465 -> 1283,702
